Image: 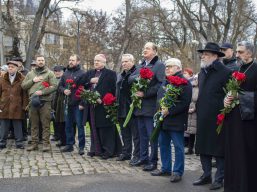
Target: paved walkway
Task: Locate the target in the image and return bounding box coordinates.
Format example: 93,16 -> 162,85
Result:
0,138 -> 202,179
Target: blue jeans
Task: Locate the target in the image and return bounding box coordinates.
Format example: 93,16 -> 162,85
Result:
65,105 -> 85,149
137,116 -> 158,165
159,130 -> 184,176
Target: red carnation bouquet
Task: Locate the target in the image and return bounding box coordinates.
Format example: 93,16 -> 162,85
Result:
102,93 -> 119,128
64,78 -> 77,115
123,68 -> 154,127
75,86 -> 100,105
216,71 -> 246,134
150,76 -> 188,141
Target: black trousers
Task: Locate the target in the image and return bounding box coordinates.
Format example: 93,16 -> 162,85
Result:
119,117 -> 140,159
188,134 -> 195,151
55,122 -> 66,145
98,126 -> 122,156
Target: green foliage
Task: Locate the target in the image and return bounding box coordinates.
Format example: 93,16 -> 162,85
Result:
80,90 -> 101,105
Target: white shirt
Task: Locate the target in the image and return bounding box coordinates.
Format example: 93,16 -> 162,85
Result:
9,73 -> 16,84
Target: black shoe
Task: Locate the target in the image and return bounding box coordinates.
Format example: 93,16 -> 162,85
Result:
151,169 -> 171,176
16,145 -> 24,149
87,152 -> 95,157
129,157 -> 139,165
60,145 -> 73,152
170,174 -> 182,183
78,148 -> 84,155
193,175 -> 212,185
143,164 -> 157,171
116,154 -> 131,161
130,160 -> 148,167
101,154 -> 112,160
209,182 -> 223,190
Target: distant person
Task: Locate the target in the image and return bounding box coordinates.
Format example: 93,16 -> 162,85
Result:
220,43 -> 238,71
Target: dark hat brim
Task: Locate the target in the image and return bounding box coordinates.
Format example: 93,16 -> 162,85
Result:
197,49 -> 225,57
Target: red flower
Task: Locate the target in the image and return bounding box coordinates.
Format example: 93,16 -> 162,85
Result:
166,76 -> 188,86
75,89 -> 82,98
78,85 -> 84,90
102,93 -> 116,105
140,68 -> 154,79
217,113 -> 225,125
42,81 -> 50,88
232,71 -> 246,82
66,79 -> 74,84
72,84 -> 76,88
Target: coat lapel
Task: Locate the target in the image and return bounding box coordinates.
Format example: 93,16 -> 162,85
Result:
95,68 -> 107,89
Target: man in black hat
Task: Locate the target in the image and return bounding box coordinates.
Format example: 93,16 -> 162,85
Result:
193,42 -> 231,190
220,43 -> 239,71
0,60 -> 28,149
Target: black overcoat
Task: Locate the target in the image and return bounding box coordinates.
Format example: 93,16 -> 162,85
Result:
224,61 -> 257,192
157,72 -> 192,132
82,67 -> 117,128
195,59 -> 231,157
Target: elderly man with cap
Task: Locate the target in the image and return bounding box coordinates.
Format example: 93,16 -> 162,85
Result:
193,42 -> 231,190
220,43 -> 238,71
59,54 -> 85,155
151,58 -> 192,183
82,54 -> 122,159
0,60 -> 28,149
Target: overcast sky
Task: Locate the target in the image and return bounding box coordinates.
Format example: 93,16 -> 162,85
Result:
60,0 -> 257,20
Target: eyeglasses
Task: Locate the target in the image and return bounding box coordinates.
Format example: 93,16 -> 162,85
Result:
236,50 -> 245,54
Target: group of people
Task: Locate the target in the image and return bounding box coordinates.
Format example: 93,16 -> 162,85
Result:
0,40 -> 256,192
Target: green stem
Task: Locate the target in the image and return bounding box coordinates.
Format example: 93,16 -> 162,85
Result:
123,104 -> 134,128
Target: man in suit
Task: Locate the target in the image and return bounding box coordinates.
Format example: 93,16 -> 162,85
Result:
130,42 -> 165,171
193,42 -> 231,190
59,54 -> 85,155
83,54 -> 122,159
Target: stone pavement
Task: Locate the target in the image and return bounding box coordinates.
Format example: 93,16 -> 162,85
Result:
0,138 -> 202,179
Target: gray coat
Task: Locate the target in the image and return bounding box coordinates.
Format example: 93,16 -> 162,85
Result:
132,56 -> 165,117
185,75 -> 199,135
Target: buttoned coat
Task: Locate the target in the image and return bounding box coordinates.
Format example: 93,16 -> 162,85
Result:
0,72 -> 28,119
195,60 -> 231,157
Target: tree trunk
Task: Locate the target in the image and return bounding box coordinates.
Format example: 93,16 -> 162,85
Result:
25,0 -> 51,69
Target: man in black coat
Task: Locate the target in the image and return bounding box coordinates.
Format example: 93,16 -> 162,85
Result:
223,41 -> 257,192
116,54 -> 140,164
59,54 -> 85,155
131,42 -> 165,171
150,58 -> 192,183
82,54 -> 122,159
193,42 -> 231,190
